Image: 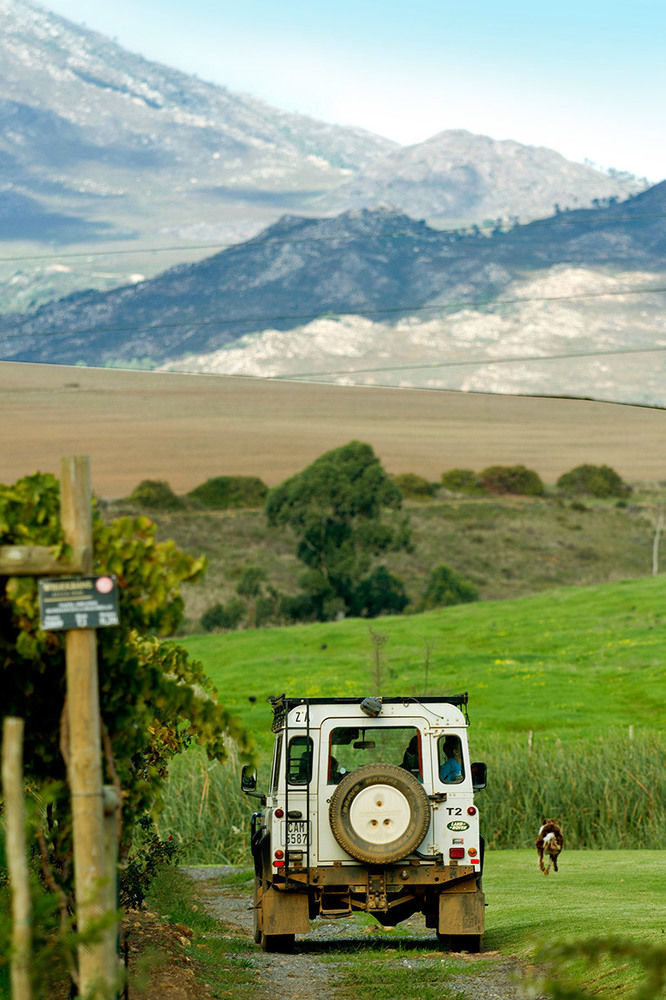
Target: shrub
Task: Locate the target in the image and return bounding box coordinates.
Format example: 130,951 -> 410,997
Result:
557,464 -> 631,499
440,468 -> 484,494
418,564 -> 479,610
120,814 -> 179,909
393,473 -> 438,500
200,599 -> 246,632
127,479 -> 184,509
188,475 -> 268,509
479,464 -> 544,496
351,565 -> 409,617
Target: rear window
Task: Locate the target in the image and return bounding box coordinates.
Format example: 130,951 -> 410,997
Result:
328,725 -> 420,783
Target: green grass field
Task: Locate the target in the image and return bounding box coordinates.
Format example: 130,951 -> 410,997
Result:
146,852 -> 666,999
180,575 -> 666,757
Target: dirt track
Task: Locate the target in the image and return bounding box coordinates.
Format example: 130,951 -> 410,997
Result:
2,361 -> 665,498
182,867 -> 525,1000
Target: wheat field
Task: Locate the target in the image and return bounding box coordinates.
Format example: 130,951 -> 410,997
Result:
2,361 -> 665,498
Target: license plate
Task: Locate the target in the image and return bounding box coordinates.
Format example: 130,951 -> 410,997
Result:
283,820 -> 310,847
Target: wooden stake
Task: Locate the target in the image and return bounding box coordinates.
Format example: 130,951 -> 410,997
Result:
60,456 -> 114,999
2,717 -> 33,1000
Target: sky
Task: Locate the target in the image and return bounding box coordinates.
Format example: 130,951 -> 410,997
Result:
39,0 -> 666,182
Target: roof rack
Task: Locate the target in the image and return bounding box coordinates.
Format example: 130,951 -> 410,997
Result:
268,693 -> 469,732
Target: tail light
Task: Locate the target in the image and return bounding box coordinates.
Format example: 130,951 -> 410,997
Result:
449,847 -> 465,859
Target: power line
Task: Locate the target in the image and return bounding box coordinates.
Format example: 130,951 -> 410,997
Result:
274,342 -> 666,381
1,282 -> 664,345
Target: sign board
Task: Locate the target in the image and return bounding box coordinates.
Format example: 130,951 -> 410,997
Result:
38,575 -> 119,631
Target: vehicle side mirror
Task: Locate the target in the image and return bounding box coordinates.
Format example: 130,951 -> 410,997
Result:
241,764 -> 257,793
471,761 -> 487,792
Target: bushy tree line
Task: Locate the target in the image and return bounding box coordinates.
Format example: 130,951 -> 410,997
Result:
128,474 -> 268,510
125,456 -> 634,632
441,462 -> 630,498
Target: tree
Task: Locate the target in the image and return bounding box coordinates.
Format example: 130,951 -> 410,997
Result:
418,564 -> 479,611
266,441 -> 410,620
235,565 -> 267,627
556,464 -> 630,499
479,464 -> 544,496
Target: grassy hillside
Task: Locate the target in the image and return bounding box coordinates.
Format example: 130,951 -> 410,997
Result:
107,486 -> 666,629
179,575 -> 666,756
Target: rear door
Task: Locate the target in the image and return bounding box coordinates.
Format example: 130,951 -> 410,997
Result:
316,716 -> 436,863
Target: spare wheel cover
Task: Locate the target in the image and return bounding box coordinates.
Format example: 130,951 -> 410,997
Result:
329,763 -> 430,864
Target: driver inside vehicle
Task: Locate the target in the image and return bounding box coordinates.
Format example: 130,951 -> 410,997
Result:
329,755 -> 347,784
439,735 -> 463,783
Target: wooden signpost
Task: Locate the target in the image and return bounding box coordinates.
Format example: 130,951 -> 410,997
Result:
1,456 -> 118,1000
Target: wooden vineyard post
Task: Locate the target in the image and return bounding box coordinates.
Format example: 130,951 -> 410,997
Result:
60,456 -> 116,999
2,717 -> 33,1000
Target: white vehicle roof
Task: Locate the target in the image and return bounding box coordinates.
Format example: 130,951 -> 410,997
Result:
269,694 -> 470,732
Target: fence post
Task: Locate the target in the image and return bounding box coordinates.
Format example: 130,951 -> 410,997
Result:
2,717 -> 33,1000
103,786 -> 121,997
60,456 -> 115,999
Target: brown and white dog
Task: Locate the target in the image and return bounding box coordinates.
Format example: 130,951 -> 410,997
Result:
536,819 -> 564,875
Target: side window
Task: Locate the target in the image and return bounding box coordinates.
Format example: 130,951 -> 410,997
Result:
438,734 -> 464,784
287,735 -> 313,785
270,734 -> 283,794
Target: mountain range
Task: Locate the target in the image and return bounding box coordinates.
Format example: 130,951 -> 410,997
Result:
1,0 -> 650,306
1,0 -> 665,406
2,181 -> 665,404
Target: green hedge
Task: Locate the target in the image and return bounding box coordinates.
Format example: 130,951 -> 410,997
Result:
188,475 -> 268,509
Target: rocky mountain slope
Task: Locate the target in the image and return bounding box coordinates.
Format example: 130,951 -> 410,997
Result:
1,0 -> 394,244
2,182 -> 665,404
320,129 -> 647,226
1,0 -> 650,312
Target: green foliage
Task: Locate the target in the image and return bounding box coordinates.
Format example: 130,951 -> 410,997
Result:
392,472 -> 438,500
0,471 -> 254,888
440,468 -> 485,494
350,565 -> 409,617
557,464 -> 631,498
265,441 -> 410,620
479,464 -> 545,496
119,814 -> 179,910
187,475 -> 268,509
477,731 -> 664,849
127,479 -> 185,509
533,937 -> 666,1000
418,564 -> 479,610
156,745 -> 251,864
200,599 -> 246,632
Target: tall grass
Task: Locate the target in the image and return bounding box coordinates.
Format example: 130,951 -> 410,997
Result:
155,744 -> 251,865
478,731 -> 665,849
158,732 -> 665,864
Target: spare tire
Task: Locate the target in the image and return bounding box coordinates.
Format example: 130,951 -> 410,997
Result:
329,763 -> 431,864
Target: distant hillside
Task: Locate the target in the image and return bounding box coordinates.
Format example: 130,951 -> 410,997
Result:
0,0 -> 649,311
0,0 -> 395,308
319,129 -> 648,226
106,487 -> 665,633
2,184 -> 666,405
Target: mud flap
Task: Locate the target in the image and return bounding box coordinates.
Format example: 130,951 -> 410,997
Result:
263,887 -> 311,935
438,887 -> 485,935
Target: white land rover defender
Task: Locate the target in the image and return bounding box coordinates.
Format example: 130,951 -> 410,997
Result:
241,693 -> 487,952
